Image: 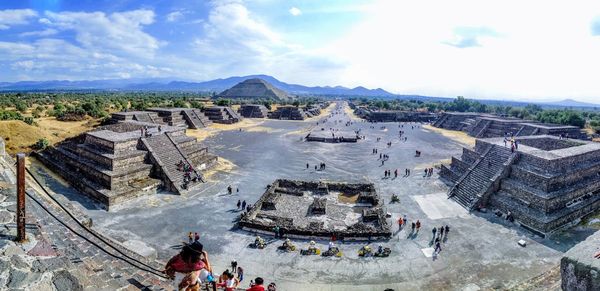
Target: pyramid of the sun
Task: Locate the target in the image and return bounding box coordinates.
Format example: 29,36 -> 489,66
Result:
216,78 -> 292,101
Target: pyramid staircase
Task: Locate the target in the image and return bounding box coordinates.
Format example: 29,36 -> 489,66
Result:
448,145 -> 516,210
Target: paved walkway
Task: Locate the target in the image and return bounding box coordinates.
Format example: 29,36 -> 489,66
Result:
0,154 -> 172,290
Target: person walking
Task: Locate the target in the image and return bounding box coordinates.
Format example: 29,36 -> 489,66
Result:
411,222 -> 416,232
237,200 -> 241,210
432,227 -> 437,237
435,241 -> 442,253
231,260 -> 238,274
445,225 -> 450,236
242,200 -> 247,210
398,217 -> 403,229
416,220 -> 421,232
227,185 -> 233,195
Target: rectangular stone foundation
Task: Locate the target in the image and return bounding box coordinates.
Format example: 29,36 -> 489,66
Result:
239,179 -> 391,240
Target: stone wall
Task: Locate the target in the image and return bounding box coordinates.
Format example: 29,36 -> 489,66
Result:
561,230 -> 600,291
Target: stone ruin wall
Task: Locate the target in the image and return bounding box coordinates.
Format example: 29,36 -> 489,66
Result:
238,179 -> 391,240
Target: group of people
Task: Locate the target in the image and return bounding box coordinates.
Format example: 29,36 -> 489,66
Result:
432,225 -> 451,255
236,200 -> 248,211
503,134 -> 519,153
166,237 -> 275,291
178,160 -> 203,189
423,168 -> 434,177
306,162 -> 327,171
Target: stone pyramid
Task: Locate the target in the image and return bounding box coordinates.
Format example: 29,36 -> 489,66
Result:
216,78 -> 292,100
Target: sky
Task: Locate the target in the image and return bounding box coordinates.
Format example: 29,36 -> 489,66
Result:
1,0 -> 600,102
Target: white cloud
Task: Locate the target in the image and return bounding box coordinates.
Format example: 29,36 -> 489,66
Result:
166,11 -> 184,22
191,1 -> 343,84
19,28 -> 58,37
289,7 -> 302,16
0,9 -> 38,30
44,9 -> 159,58
322,0 -> 600,103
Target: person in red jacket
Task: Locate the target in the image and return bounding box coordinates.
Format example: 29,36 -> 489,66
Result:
247,277 -> 265,291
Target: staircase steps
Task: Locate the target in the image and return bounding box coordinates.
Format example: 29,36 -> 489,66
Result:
449,145 -> 513,210
143,134 -> 203,194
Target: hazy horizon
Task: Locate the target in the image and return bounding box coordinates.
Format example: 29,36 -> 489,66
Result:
2,1 -> 600,103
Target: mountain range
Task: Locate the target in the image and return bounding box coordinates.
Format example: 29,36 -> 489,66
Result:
0,75 -> 598,108
0,74 -> 395,97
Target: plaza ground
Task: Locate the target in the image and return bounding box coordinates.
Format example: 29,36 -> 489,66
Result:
27,102 -> 594,290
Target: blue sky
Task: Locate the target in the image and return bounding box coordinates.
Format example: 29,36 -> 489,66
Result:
1,0 -> 600,102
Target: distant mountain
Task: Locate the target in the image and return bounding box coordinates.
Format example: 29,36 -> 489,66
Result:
540,99 -> 600,108
216,78 -> 292,100
0,74 -> 394,97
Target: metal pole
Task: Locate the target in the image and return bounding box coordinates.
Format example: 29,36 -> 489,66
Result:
16,153 -> 26,242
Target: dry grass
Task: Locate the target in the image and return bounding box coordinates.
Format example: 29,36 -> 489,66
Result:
0,117 -> 98,154
203,157 -> 236,182
186,118 -> 279,142
343,104 -> 361,121
422,124 -> 476,147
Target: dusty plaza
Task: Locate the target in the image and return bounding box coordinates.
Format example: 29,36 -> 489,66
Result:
20,102 -> 595,290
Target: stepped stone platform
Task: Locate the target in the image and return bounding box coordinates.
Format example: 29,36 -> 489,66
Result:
203,106 -> 242,124
36,121 -> 217,210
440,135 -> 600,235
363,110 -> 436,122
433,112 -> 588,139
304,106 -> 321,118
111,108 -> 212,129
238,104 -> 269,118
269,106 -> 307,120
306,129 -> 359,143
238,179 -> 392,240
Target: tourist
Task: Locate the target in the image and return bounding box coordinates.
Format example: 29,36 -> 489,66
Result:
434,241 -> 442,253
231,260 -> 238,274
440,226 -> 445,237
416,220 -> 421,232
217,270 -> 239,291
267,282 -> 277,291
228,185 -> 233,195
164,241 -> 213,290
411,222 -> 416,232
432,227 -> 437,237
237,200 -> 241,210
398,217 -> 403,229
394,169 -> 398,178
445,225 -> 450,236
247,277 -> 265,291
306,163 -> 309,169
242,200 -> 247,210
194,232 -> 200,242
188,232 -> 194,244
403,214 -> 407,224
237,266 -> 244,282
